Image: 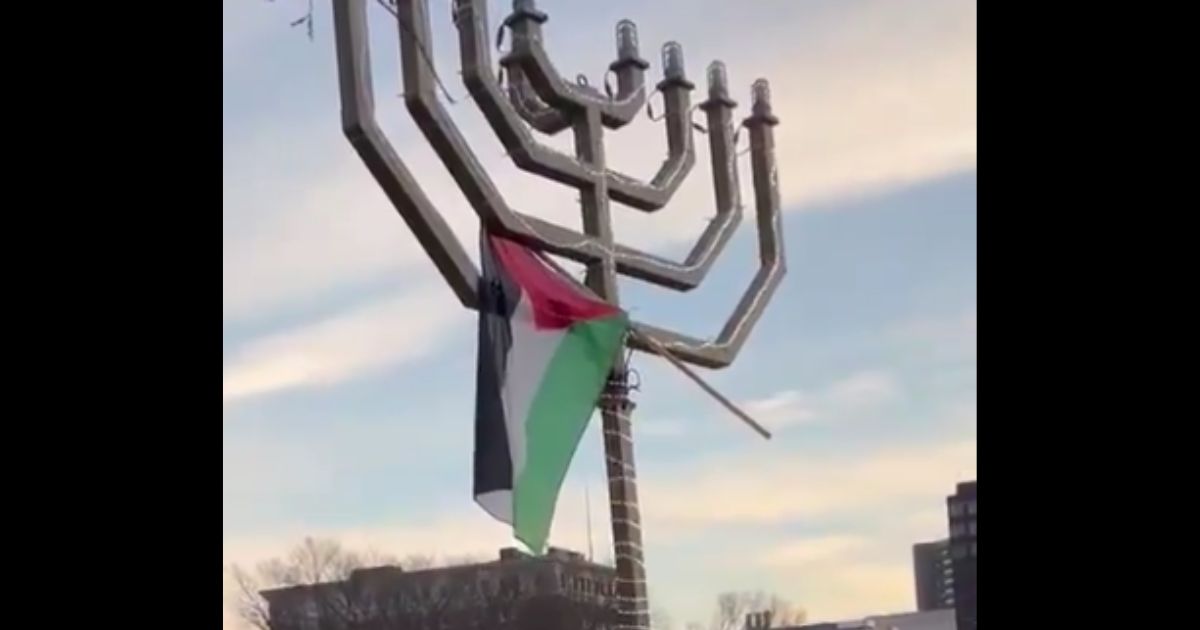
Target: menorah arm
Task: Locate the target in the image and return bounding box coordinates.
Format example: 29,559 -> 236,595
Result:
500,1 -> 645,130
628,80 -> 787,369
392,0 -> 716,292
505,65 -> 572,134
333,0 -> 479,310
455,0 -> 693,213
456,0 -> 743,289
603,41 -> 697,211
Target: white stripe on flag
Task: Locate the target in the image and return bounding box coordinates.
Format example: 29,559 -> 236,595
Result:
501,294 -> 568,481
476,489 -> 513,524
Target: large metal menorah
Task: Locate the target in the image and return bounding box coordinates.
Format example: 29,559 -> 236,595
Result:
332,0 -> 785,627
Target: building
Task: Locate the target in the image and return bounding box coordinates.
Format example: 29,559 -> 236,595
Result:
911,539 -> 954,611
261,546 -> 618,630
747,609 -> 955,630
861,610 -> 957,630
947,481 -> 976,630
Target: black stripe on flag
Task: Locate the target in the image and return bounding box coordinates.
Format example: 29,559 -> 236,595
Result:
473,233 -> 521,500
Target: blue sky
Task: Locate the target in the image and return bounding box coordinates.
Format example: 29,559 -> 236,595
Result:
223,0 -> 976,627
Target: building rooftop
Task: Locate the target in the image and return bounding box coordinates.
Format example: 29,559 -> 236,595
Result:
757,609 -> 956,630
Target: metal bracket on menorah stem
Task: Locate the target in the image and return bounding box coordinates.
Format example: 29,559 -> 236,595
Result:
333,0 -> 786,627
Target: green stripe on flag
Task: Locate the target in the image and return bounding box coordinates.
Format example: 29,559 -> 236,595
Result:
513,315 -> 628,553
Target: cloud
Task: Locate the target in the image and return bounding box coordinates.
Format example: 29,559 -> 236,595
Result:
741,503 -> 962,621
733,0 -> 977,209
223,0 -> 977,323
798,561 -> 920,621
221,154 -> 480,321
825,370 -> 901,409
223,431 -> 340,524
747,536 -> 916,620
744,390 -> 818,431
222,285 -> 469,403
222,0 -> 282,67
891,307 -> 977,363
939,398 -> 977,430
642,438 -> 976,527
755,535 -> 869,568
636,418 -> 690,438
743,370 -> 901,431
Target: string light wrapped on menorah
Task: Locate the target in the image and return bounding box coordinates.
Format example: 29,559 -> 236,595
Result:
332,1 -> 786,628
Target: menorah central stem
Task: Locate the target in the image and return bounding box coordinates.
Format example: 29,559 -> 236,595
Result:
599,370 -> 649,630
573,107 -> 649,630
576,109 -> 618,301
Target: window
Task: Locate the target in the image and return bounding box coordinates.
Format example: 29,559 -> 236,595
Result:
948,501 -> 964,517
967,499 -> 976,515
952,544 -> 967,559
968,521 -> 977,535
970,542 -> 977,557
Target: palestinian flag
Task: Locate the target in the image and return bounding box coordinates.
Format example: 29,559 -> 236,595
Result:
473,232 -> 628,554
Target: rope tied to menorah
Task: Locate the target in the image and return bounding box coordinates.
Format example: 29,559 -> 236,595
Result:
331,1 -> 787,627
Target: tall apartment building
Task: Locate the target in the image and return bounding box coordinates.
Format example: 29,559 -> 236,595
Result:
260,546 -> 617,630
912,539 -> 954,611
947,480 -> 977,630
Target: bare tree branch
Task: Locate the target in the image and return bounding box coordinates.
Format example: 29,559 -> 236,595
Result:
402,553 -> 437,570
651,606 -> 676,630
231,537 -> 537,630
442,553 -> 491,567
709,591 -> 807,630
230,565 -> 271,630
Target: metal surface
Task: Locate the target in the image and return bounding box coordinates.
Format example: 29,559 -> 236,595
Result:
467,2 -> 694,212
599,369 -> 649,629
332,0 -> 479,309
331,0 -> 789,626
503,0 -> 645,129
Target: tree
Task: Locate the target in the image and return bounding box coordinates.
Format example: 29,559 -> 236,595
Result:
230,537 -> 402,629
708,591 -> 807,630
650,606 -> 676,630
228,538 -> 582,630
759,593 -> 806,627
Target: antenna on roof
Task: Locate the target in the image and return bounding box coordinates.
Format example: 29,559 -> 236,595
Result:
585,480 -> 595,563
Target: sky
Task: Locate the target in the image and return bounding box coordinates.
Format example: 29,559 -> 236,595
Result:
223,0 -> 976,627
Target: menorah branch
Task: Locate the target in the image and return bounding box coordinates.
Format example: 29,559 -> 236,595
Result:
396,0 -> 615,265
600,41 -> 696,211
626,79 -> 787,369
458,0 -> 695,213
503,0 -> 646,129
506,65 -> 572,134
332,0 -> 479,309
448,0 -> 741,290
